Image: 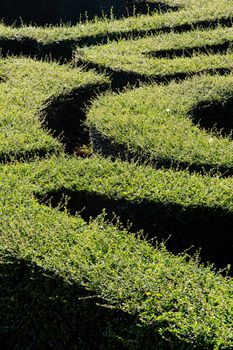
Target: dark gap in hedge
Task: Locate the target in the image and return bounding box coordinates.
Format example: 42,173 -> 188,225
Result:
189,97 -> 233,138
90,127 -> 233,177
0,0 -> 179,26
0,38 -> 37,58
37,188 -> 233,271
0,147 -> 60,165
0,38 -> 74,63
0,255 -> 164,350
0,17 -> 232,62
39,82 -> 109,155
0,0 -> 127,25
145,41 -> 233,59
78,59 -> 232,92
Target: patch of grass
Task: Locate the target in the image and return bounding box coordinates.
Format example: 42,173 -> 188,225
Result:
0,155 -> 233,349
0,57 -> 108,162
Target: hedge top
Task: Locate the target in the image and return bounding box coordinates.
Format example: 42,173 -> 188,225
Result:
87,74 -> 233,173
0,0 -> 232,45
0,56 -> 108,162
0,155 -> 233,349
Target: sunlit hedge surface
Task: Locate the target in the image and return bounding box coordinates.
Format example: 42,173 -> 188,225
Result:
0,0 -> 233,349
0,57 -> 108,161
0,156 -> 233,349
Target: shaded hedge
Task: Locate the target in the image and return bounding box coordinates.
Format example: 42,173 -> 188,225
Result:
0,0 -> 127,25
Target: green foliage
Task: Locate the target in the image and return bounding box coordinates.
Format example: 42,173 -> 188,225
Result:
0,0 -> 233,348
0,0 -> 231,51
0,57 -> 108,162
0,156 -> 233,349
76,25 -> 233,78
87,74 -> 233,173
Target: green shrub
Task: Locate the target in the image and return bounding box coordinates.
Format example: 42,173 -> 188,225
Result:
13,155 -> 233,267
0,156 -> 233,349
75,25 -> 233,86
0,57 -> 108,162
0,0 -> 232,59
87,74 -> 233,173
1,1 -> 233,348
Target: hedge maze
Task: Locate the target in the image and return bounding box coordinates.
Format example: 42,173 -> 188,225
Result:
0,1 -> 233,349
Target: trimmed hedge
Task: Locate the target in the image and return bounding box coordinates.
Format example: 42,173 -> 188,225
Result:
87,74 -> 233,174
0,155 -> 233,349
0,57 -> 109,162
75,25 -> 233,87
1,1 -> 233,348
0,0 -> 232,60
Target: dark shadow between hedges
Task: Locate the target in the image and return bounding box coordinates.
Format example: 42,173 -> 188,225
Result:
0,0 -> 179,26
0,17 -> 232,62
37,188 -> 233,271
0,0 -> 127,25
145,41 -> 233,59
39,82 -> 109,155
190,97 -> 233,138
77,60 -> 233,90
0,255 -> 166,350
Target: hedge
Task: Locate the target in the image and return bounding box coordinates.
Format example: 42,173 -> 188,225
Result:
87,73 -> 233,176
75,25 -> 233,88
0,0 -> 232,60
0,155 -> 233,349
14,155 -> 233,267
1,1 -> 233,348
0,56 -> 109,162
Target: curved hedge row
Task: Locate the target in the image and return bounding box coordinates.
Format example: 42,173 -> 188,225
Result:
0,0 -> 232,60
32,155 -> 233,267
75,25 -> 233,87
0,57 -> 108,161
1,155 -> 233,349
1,1 -> 233,349
87,74 -> 233,173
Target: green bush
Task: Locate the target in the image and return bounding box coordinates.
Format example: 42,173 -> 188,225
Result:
87,74 -> 233,173
75,25 -> 233,86
0,1 -> 233,348
0,156 -> 233,349
0,57 -> 108,162
0,0 -> 232,60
